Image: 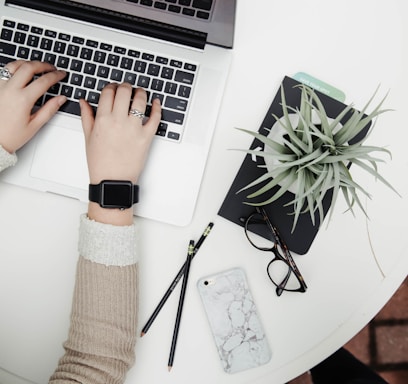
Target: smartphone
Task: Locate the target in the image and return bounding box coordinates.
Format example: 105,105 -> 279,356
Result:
197,267 -> 271,374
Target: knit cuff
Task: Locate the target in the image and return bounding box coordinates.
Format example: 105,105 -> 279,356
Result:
0,145 -> 17,172
78,214 -> 138,266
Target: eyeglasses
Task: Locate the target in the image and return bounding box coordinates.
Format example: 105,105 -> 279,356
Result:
241,207 -> 307,296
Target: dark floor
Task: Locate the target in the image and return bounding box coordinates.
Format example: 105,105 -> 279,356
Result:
288,276 -> 408,384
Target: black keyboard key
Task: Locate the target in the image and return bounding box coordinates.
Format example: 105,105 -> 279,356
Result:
110,69 -> 123,82
97,79 -> 109,91
156,56 -> 168,64
30,50 -> 43,61
84,63 -> 97,75
0,41 -> 16,56
168,4 -> 181,13
192,0 -> 212,11
114,46 -> 126,54
162,108 -> 184,124
107,54 -> 119,66
100,43 -> 112,51
61,85 -> 73,98
72,36 -> 85,45
17,23 -> 29,31
44,53 -> 56,65
168,131 -> 180,140
182,8 -> 195,17
17,46 -> 29,59
0,55 -> 15,66
124,72 -> 137,85
47,83 -> 60,95
137,75 -> 150,88
94,51 -> 106,63
147,63 -> 160,76
164,81 -> 177,94
31,26 -> 43,35
1,28 -> 13,41
154,1 -> 167,10
120,57 -> 134,70
59,100 -> 81,116
141,0 -> 153,5
175,70 -> 194,85
97,66 -> 110,78
142,53 -> 154,61
27,35 -> 40,47
179,0 -> 191,6
197,11 -> 210,19
3,20 -> 16,28
45,30 -> 57,38
84,76 -> 97,89
151,78 -> 164,91
86,39 -> 98,48
151,92 -> 164,105
170,59 -> 182,68
80,48 -> 93,60
58,33 -> 70,41
165,96 -> 188,111
74,88 -> 87,99
156,122 -> 168,136
70,73 -> 83,86
53,41 -> 66,54
57,56 -> 69,69
134,60 -> 147,73
67,44 -> 80,57
161,67 -> 174,79
70,59 -> 83,72
178,85 -> 191,98
87,91 -> 100,104
128,49 -> 140,58
40,38 -> 53,50
184,63 -> 197,71
14,32 -> 26,44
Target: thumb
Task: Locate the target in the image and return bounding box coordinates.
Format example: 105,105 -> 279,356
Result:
79,99 -> 95,142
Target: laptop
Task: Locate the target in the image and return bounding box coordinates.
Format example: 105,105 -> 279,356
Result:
0,0 -> 235,226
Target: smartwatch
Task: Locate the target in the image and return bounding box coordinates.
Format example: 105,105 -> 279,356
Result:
89,180 -> 139,209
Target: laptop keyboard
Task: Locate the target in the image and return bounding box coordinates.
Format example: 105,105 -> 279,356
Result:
0,18 -> 199,142
126,0 -> 214,21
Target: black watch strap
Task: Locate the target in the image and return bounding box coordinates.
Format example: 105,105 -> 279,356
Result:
89,180 -> 139,209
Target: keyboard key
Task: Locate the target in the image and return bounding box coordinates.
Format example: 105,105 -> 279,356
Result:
86,39 -> 98,48
74,88 -> 86,99
100,43 -> 112,51
128,49 -> 140,58
17,46 -> 29,59
59,100 -> 81,116
87,91 -> 100,104
147,63 -> 160,76
124,72 -> 137,85
47,83 -> 60,95
110,69 -> 124,82
94,51 -> 106,63
97,79 -> 109,91
17,23 -> 29,31
107,54 -> 119,66
40,38 -> 53,50
151,79 -> 164,91
44,53 -> 56,65
114,46 -> 126,54
1,28 -> 13,41
141,0 -> 153,5
175,70 -> 194,85
182,8 -> 195,17
45,30 -> 57,38
168,5 -> 181,13
161,67 -> 174,79
70,74 -> 83,86
53,41 -> 66,54
137,75 -> 150,88
70,59 -> 83,72
27,35 -> 39,47
120,57 -> 134,70
156,56 -> 168,64
67,44 -> 80,57
134,60 -> 147,73
57,56 -> 69,69
151,92 -> 164,105
161,108 -> 184,124
84,63 -> 96,75
0,55 -> 14,66
30,50 -> 43,61
61,85 -> 73,98
165,96 -> 188,111
142,53 -> 154,61
72,36 -> 85,45
30,26 -> 43,35
184,63 -> 197,71
80,47 -> 93,60
170,59 -> 182,68
0,41 -> 16,56
59,33 -> 70,41
168,131 -> 180,140
154,2 -> 167,10
3,20 -> 16,28
14,32 -> 26,44
196,11 -> 210,19
192,0 -> 212,11
178,85 -> 191,98
164,81 -> 177,94
84,76 -> 97,89
97,66 -> 109,78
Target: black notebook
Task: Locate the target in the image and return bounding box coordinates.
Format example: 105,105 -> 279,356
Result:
218,76 -> 370,255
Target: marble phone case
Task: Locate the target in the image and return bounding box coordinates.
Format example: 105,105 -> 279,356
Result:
197,268 -> 271,374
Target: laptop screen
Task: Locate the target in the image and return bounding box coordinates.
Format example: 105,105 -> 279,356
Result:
5,0 -> 236,48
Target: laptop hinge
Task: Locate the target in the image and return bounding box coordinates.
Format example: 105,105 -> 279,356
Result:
5,0 -> 207,49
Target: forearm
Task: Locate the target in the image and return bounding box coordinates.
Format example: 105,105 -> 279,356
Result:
50,215 -> 139,384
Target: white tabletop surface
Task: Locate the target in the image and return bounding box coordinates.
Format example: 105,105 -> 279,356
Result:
1,1 -> 408,383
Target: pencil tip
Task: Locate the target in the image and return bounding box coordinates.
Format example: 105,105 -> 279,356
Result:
168,366 -> 172,372
140,332 -> 145,337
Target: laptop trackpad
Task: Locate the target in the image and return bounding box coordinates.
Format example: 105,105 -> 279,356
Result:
30,125 -> 88,190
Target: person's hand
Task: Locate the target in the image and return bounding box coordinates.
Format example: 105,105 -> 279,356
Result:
0,60 -> 67,153
80,83 -> 162,225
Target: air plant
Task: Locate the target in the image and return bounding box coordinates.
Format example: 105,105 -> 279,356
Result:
237,84 -> 399,231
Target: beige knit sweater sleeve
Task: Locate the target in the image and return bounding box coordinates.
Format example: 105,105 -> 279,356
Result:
49,215 -> 140,384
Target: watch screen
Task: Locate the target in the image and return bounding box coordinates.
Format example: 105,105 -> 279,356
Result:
101,181 -> 132,208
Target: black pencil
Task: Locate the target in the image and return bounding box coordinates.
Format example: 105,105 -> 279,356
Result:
167,240 -> 194,371
140,222 -> 214,337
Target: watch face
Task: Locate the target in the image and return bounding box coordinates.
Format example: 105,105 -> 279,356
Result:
101,181 -> 133,209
